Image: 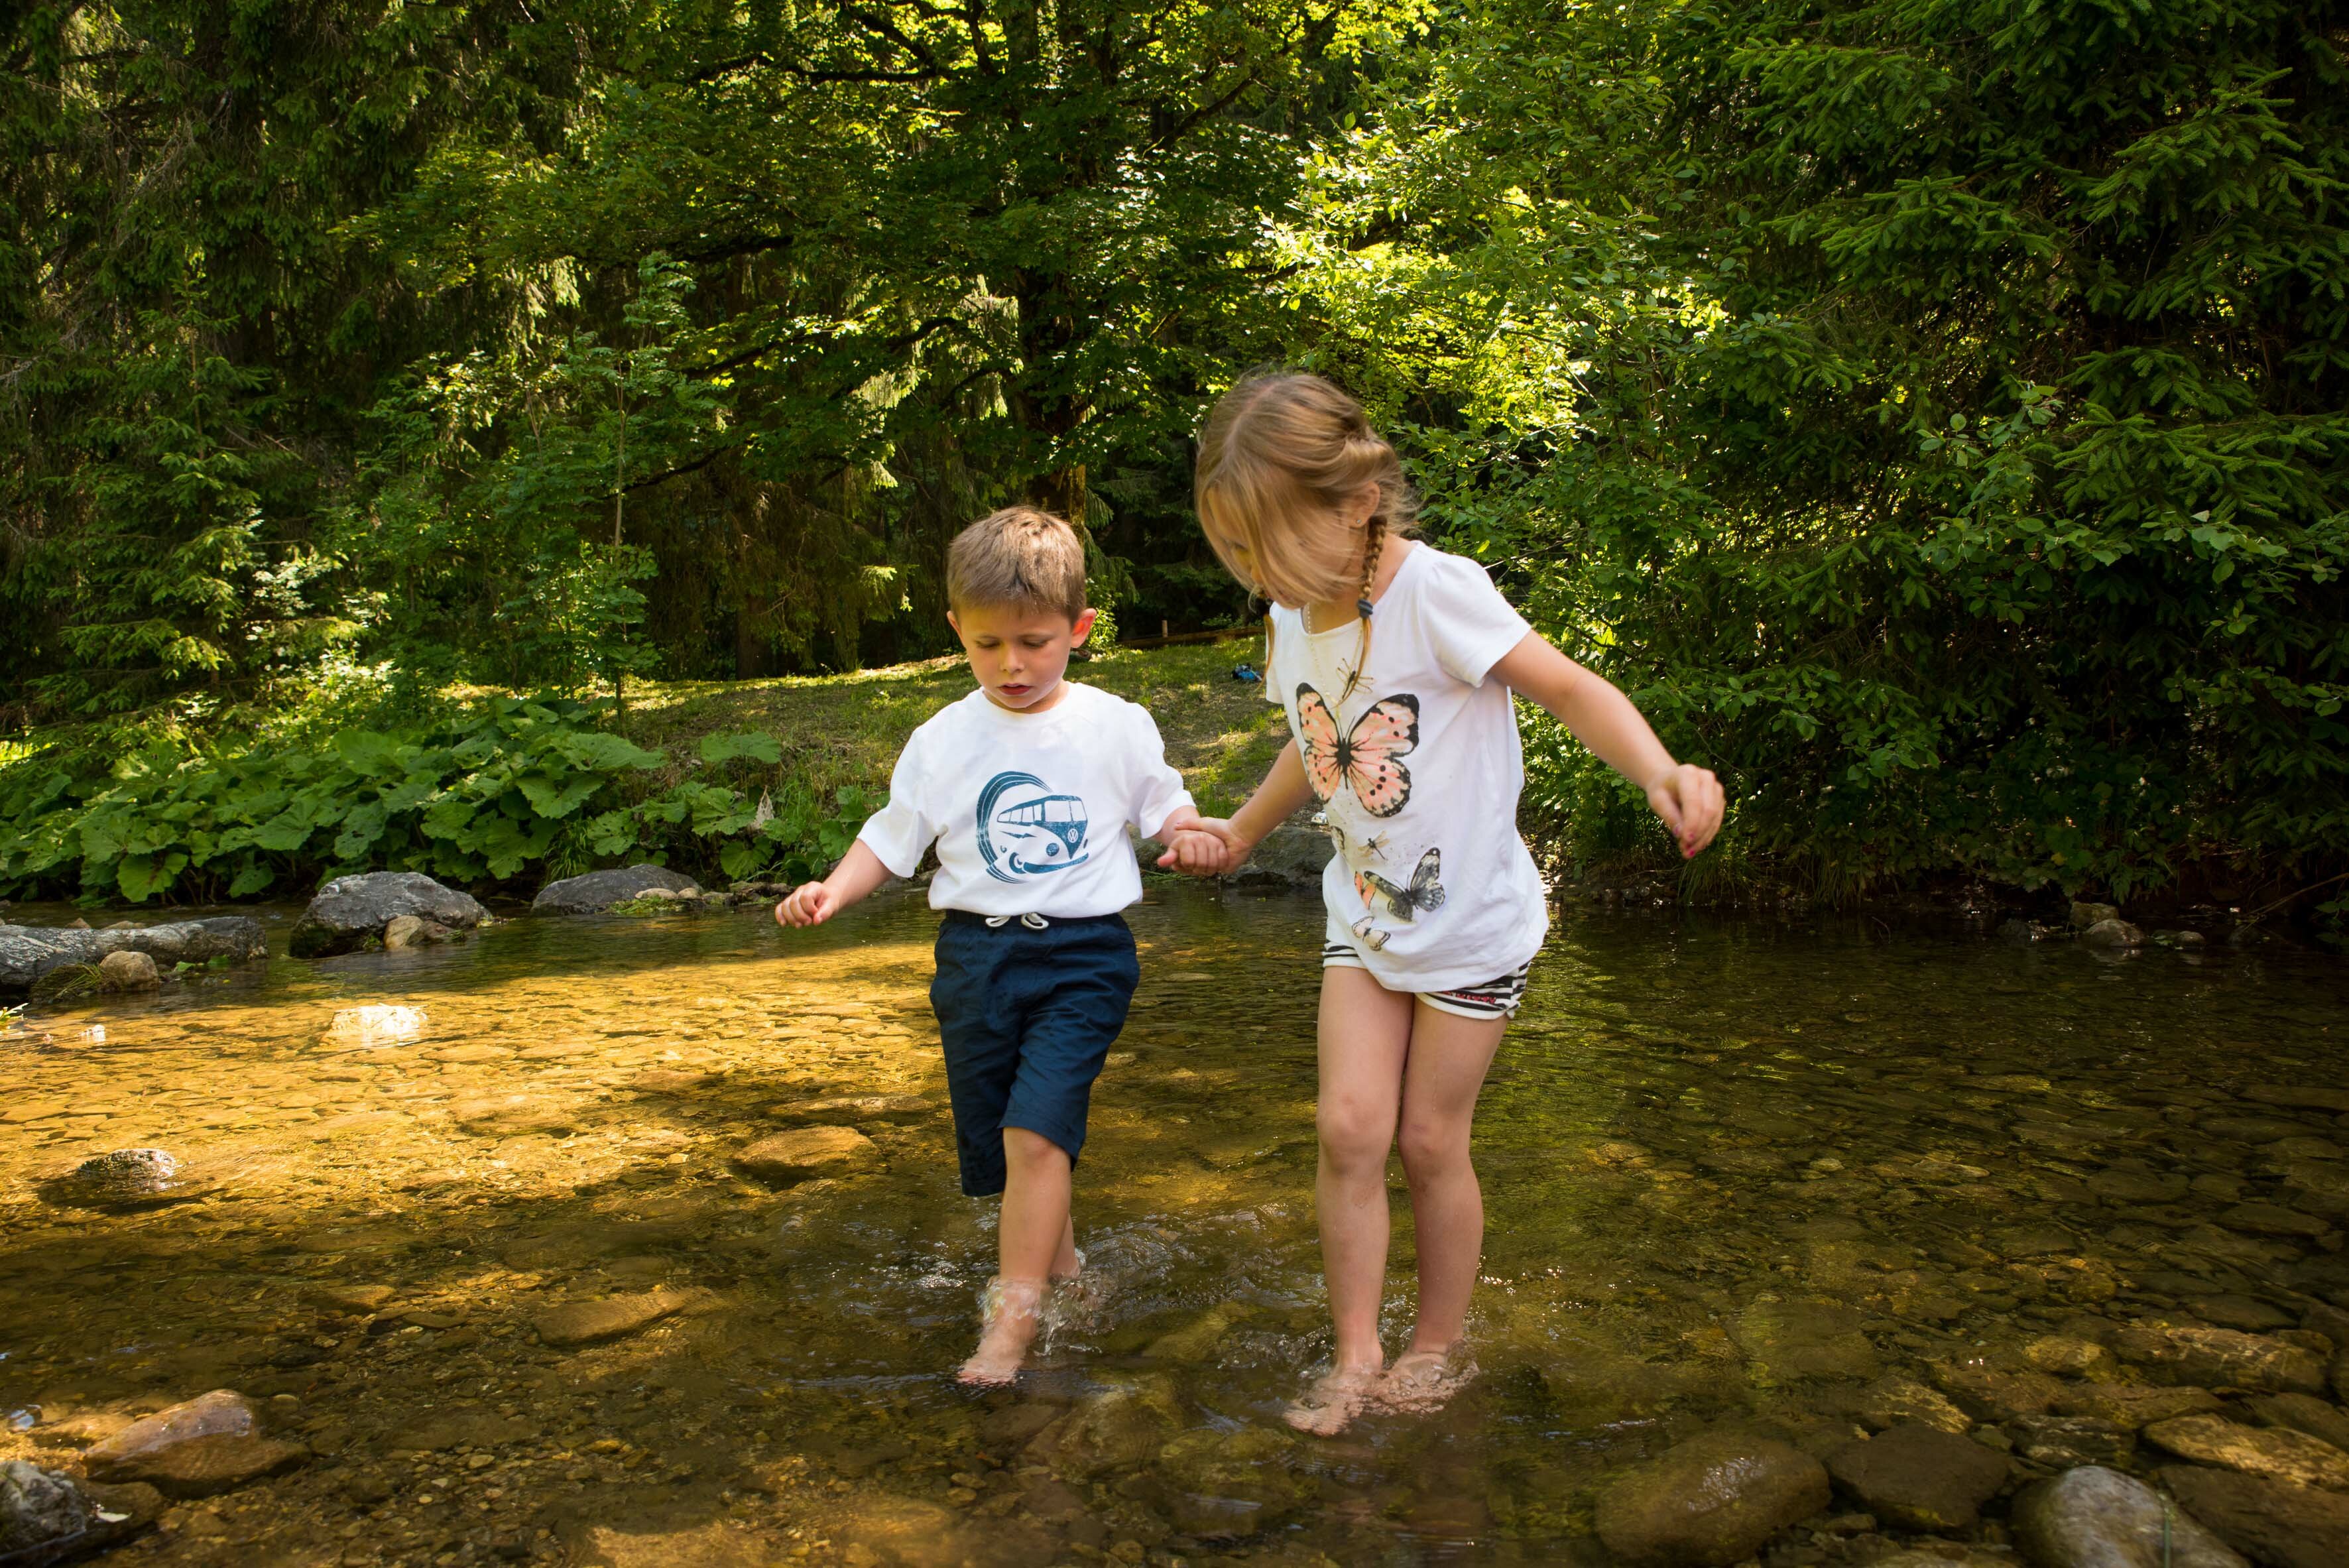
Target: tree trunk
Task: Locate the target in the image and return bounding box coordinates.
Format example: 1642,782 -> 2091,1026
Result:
1025,465 -> 1087,530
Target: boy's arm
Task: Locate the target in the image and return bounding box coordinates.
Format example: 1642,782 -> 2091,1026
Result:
776,840 -> 896,928
1489,632 -> 1725,858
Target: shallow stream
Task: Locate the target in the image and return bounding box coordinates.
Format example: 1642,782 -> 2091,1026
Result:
3,885 -> 2346,1567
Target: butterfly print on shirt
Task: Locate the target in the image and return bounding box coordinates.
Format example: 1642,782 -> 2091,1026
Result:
1295,684 -> 1419,817
1357,847 -> 1445,922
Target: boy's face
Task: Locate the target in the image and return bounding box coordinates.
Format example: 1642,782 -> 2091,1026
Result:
947,603 -> 1097,713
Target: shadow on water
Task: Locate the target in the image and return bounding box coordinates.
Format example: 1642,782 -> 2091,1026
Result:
3,881 -> 2347,1566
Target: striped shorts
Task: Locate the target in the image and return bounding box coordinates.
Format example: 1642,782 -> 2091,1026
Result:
1320,941 -> 1534,1021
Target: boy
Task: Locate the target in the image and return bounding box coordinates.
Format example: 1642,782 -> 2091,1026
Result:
776,506 -> 1225,1383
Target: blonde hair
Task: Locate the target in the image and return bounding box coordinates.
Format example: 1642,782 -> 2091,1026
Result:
945,506 -> 1088,620
1195,372 -> 1415,695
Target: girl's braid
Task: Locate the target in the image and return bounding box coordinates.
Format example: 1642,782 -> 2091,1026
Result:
1344,514 -> 1385,702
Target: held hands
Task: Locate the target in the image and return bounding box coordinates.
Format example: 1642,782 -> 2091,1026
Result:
774,881 -> 841,928
1156,819 -> 1248,877
1646,763 -> 1727,859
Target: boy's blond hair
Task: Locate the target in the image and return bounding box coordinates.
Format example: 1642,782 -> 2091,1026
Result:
947,507 -> 1089,621
1194,372 -> 1415,611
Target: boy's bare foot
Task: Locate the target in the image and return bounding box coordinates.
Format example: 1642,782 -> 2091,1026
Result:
1282,1364 -> 1381,1435
1377,1347 -> 1476,1415
959,1278 -> 1043,1386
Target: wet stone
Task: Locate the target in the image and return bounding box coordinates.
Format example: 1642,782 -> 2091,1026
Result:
289,871 -> 485,958
2220,1201 -> 2331,1238
1825,1423 -> 2008,1531
324,1004 -> 427,1043
766,1095 -> 935,1124
2142,1413 -> 2349,1490
2188,1294 -> 2296,1331
733,1126 -> 880,1183
52,1148 -> 190,1207
1028,1375 -> 1181,1479
2013,1465 -> 2245,1568
1730,1297 -> 1881,1382
2159,1465 -> 2349,1568
1855,1376 -> 1972,1435
1152,1426 -> 1308,1537
2108,1319 -> 2328,1394
2080,918 -> 2144,949
534,1287 -> 693,1347
1932,1359 -> 2065,1421
83,1390 -> 257,1477
2021,1335 -> 2115,1378
2088,1169 -> 2190,1204
532,864 -> 701,915
2250,1392 -> 2349,1454
1593,1431 -> 1831,1567
96,949 -> 160,990
2011,1414 -> 2134,1469
0,1461 -> 160,1564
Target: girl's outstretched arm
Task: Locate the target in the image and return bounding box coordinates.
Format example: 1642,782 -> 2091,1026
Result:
1490,633 -> 1725,859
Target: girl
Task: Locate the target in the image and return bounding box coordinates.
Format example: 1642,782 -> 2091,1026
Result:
1185,373 -> 1724,1433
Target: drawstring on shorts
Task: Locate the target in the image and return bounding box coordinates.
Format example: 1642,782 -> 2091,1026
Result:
984,913 -> 1050,930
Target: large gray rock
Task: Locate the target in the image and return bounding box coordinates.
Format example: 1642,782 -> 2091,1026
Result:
2012,1466 -> 2244,1568
532,863 -> 701,915
1594,1431 -> 1831,1567
288,873 -> 484,958
1226,821 -> 1335,890
0,917 -> 265,994
0,1460 -> 161,1565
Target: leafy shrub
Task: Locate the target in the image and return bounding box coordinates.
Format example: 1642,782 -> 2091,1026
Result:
0,697 -> 872,904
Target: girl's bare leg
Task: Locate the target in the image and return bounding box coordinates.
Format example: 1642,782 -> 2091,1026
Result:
1286,966 -> 1415,1433
960,1127 -> 1073,1385
1384,998 -> 1508,1407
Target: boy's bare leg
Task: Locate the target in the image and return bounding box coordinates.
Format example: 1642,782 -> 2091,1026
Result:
1382,998 -> 1507,1412
960,1126 -> 1073,1385
1286,967 -> 1415,1434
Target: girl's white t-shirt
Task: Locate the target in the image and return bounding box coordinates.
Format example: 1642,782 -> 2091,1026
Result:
1266,544 -> 1549,991
857,682 -> 1194,919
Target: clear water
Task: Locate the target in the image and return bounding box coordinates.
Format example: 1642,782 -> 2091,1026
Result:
2,885 -> 2345,1567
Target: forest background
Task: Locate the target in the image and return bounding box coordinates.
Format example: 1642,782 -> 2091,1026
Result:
2,0 -> 2344,920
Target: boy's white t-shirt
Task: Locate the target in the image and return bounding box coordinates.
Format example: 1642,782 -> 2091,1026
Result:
857,682 -> 1194,919
1266,543 -> 1549,992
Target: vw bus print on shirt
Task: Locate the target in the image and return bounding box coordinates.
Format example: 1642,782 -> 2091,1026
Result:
853,684 -> 1193,919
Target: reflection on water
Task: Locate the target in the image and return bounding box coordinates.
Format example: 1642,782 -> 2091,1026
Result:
3,884 -> 2346,1566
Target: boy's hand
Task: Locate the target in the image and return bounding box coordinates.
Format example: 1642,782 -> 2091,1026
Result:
1646,764 -> 1726,859
775,881 -> 840,927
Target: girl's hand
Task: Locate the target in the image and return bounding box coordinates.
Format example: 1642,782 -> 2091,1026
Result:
1157,819 -> 1245,875
776,882 -> 839,927
1646,764 -> 1726,859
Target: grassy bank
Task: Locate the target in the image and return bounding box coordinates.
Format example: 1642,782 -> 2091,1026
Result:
0,639 -> 1292,908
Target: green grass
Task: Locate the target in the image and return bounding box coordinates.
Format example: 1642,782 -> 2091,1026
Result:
615,636 -> 1286,822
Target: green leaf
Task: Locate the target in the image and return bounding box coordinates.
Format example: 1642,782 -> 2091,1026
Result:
698,731 -> 782,765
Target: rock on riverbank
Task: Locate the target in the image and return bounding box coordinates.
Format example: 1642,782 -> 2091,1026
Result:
0,917 -> 265,995
288,873 -> 485,958
532,863 -> 701,914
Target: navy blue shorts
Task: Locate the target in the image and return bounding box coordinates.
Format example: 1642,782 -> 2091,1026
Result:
930,910 -> 1139,1197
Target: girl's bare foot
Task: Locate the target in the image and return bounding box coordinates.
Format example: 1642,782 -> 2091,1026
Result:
1282,1364 -> 1382,1435
1377,1347 -> 1476,1414
959,1278 -> 1043,1386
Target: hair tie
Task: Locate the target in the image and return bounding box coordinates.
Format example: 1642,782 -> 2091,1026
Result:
1357,597 -> 1375,620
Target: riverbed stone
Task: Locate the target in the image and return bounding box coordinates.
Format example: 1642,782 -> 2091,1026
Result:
93,1434 -> 308,1498
0,916 -> 266,994
1030,1375 -> 1181,1479
1731,1297 -> 1881,1382
2250,1393 -> 2349,1454
2187,1294 -> 2296,1332
2250,1085 -> 2349,1115
2088,1169 -> 2191,1205
83,1390 -> 257,1478
95,949 -> 160,990
302,1283 -> 397,1315
2108,1319 -> 2328,1394
2220,1201 -> 2332,1238
2070,902 -> 2121,929
2143,1414 -> 2349,1490
733,1126 -> 879,1183
1932,1359 -> 2065,1420
448,1091 -> 585,1136
1593,1431 -> 1831,1567
532,864 -> 701,916
534,1288 -> 693,1348
2012,1414 -> 2135,1469
2158,1466 -> 2349,1568
289,872 -> 485,958
323,1003 -> 428,1042
2057,1380 -> 2217,1436
766,1095 -> 935,1124
2012,1466 -> 2244,1568
381,915 -> 453,950
1825,1423 -> 2008,1530
2023,1334 -> 2118,1378
1856,1375 -> 1972,1434
1152,1426 -> 1308,1537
